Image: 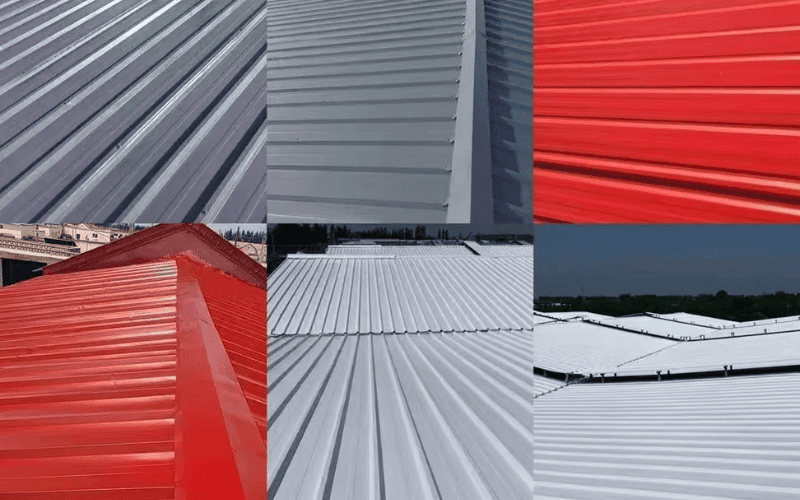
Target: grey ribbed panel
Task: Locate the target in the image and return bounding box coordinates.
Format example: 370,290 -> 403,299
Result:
266,0 -> 467,223
483,0 -> 531,223
268,253 -> 533,335
268,331 -> 533,500
0,0 -> 267,222
533,374 -> 800,499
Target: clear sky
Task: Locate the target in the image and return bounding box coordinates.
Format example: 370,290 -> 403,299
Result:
535,225 -> 800,298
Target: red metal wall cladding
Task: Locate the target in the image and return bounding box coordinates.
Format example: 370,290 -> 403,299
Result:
533,0 -> 800,222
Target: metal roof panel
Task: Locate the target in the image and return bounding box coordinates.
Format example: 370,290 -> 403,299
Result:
0,0 -> 267,223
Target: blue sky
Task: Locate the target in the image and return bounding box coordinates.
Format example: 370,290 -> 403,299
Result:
535,225 -> 800,298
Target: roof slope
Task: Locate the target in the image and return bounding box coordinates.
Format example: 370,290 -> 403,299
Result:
266,0 -> 467,222
533,374 -> 800,499
484,0 -> 532,223
616,331 -> 800,375
0,261 -> 179,499
0,0 -> 267,223
266,0 -> 534,224
533,321 -> 675,374
268,331 -> 533,500
268,252 -> 533,334
533,0 -> 800,223
0,226 -> 266,499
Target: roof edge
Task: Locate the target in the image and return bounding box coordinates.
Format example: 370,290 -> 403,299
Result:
43,224 -> 266,289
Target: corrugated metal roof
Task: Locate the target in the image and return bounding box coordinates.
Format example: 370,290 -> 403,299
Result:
536,311 -> 615,321
533,321 -> 675,374
484,0 -> 532,223
533,0 -> 800,223
615,331 -> 800,375
268,252 -> 533,335
463,240 -> 534,257
326,245 -> 476,256
0,261 -> 178,499
266,0 -> 533,224
0,0 -> 267,223
533,373 -> 565,396
268,331 -> 533,500
649,312 -> 742,328
533,373 -> 800,499
594,314 -> 717,340
0,227 -> 266,498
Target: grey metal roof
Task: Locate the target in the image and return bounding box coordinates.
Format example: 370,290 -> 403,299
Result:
266,0 -> 532,224
268,252 -> 533,335
268,331 -> 533,500
0,0 -> 267,223
533,373 -> 800,499
532,321 -> 676,374
484,0 -> 532,223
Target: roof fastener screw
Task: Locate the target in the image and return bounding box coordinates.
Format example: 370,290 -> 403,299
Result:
448,139 -> 455,144
452,115 -> 457,120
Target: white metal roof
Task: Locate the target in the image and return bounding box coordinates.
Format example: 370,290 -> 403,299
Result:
533,373 -> 565,396
649,312 -> 742,328
533,373 -> 800,499
532,321 -> 675,374
614,331 -> 800,376
268,331 -> 533,500
593,314 -> 717,340
326,245 -> 475,256
268,252 -> 533,335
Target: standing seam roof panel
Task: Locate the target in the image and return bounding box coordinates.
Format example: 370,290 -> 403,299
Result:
0,0 -> 267,223
268,254 -> 533,334
266,0 -> 467,223
268,332 -> 533,500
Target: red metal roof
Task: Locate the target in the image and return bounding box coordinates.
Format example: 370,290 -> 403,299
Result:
533,0 -> 800,222
0,224 -> 265,499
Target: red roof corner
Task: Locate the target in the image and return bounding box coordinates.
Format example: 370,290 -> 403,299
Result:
43,224 -> 266,290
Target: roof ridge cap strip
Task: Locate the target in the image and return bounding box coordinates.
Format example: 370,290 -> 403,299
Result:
447,0 -> 493,224
174,262 -> 266,500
